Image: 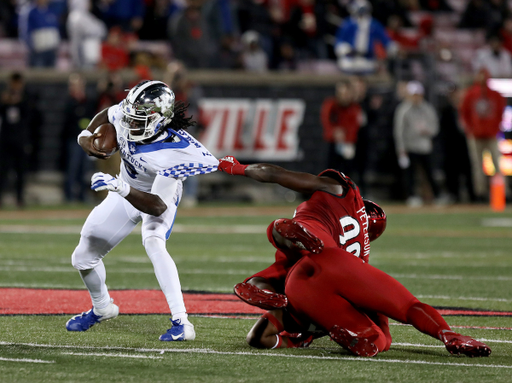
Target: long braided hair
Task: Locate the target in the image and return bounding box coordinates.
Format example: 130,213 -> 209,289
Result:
167,101 -> 195,131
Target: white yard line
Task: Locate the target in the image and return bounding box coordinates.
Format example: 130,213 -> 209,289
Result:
0,357 -> 54,364
0,224 -> 266,235
0,341 -> 510,369
392,274 -> 512,281
416,295 -> 512,302
61,352 -> 163,359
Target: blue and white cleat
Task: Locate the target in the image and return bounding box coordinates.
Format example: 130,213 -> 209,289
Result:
66,300 -> 119,332
159,319 -> 196,341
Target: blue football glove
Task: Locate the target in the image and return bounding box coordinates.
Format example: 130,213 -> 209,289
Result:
91,172 -> 130,197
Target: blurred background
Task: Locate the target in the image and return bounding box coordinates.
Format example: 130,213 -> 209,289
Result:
0,0 -> 511,209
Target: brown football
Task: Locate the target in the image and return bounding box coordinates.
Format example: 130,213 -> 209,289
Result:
93,123 -> 118,156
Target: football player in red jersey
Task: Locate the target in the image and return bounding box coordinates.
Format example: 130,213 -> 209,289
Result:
218,156 -> 491,358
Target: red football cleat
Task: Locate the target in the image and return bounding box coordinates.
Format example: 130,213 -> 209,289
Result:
274,219 -> 324,254
440,331 -> 491,357
329,325 -> 380,357
233,282 -> 288,310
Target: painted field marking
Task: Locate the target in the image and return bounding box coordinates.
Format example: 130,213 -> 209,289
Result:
0,224 -> 266,235
481,218 -> 512,227
1,342 -> 510,369
0,357 -> 55,364
392,274 -> 512,282
61,352 -> 163,359
416,295 -> 512,302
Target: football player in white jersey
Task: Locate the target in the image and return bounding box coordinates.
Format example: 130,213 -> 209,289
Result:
66,80 -> 218,341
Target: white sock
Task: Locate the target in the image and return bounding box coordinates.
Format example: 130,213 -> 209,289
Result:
79,260 -> 111,310
144,237 -> 187,317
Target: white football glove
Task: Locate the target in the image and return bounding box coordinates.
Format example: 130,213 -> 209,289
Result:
91,172 -> 130,197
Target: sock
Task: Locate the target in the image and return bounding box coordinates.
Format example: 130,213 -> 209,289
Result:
79,261 -> 111,310
172,312 -> 190,325
406,302 -> 452,341
271,335 -> 283,349
144,237 -> 187,316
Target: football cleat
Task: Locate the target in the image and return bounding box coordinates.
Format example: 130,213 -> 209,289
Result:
440,331 -> 491,357
160,319 -> 196,341
233,282 -> 288,310
273,219 -> 324,254
329,325 -> 380,357
66,300 -> 119,332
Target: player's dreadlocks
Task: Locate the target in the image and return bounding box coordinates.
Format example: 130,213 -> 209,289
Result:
168,101 -> 195,131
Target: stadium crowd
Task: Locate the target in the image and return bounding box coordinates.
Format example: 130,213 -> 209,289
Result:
0,0 -> 510,208
0,0 -> 511,74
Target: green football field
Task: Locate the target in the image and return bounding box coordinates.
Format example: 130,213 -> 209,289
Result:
1,203 -> 512,382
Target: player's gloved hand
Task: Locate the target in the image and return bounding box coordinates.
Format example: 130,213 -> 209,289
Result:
91,172 -> 130,197
218,156 -> 248,176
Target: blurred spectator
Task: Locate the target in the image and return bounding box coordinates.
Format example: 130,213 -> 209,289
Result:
351,76 -> 369,192
386,15 -> 418,51
320,80 -> 362,178
284,0 -> 328,60
334,0 -> 396,74
371,0 -> 412,28
0,0 -> 18,38
240,30 -> 268,72
0,73 -> 31,208
393,81 -> 442,207
139,0 -> 182,40
60,73 -> 97,203
459,68 -> 506,201
473,34 -> 512,78
19,0 -> 61,68
96,72 -> 125,111
168,0 -> 218,68
458,0 -> 489,30
164,60 -> 205,207
100,27 -> 131,71
98,0 -> 145,32
418,0 -> 453,12
439,84 -> 476,203
237,0 -> 278,66
67,0 -> 107,69
487,0 -> 510,33
500,16 -> 512,54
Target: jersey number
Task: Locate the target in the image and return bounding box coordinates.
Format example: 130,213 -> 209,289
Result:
123,159 -> 138,179
338,216 -> 361,257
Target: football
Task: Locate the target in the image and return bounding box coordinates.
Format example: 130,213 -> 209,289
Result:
92,123 -> 118,156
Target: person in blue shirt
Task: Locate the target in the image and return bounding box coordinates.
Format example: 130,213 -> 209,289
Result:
334,0 -> 396,74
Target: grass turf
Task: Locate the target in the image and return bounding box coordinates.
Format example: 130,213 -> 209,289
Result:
1,204 -> 512,382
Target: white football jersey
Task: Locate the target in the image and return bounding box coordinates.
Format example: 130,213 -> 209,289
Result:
108,103 -> 218,192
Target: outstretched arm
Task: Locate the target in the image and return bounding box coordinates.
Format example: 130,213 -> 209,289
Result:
218,156 -> 343,195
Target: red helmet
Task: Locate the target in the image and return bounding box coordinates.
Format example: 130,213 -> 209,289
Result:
364,199 -> 386,241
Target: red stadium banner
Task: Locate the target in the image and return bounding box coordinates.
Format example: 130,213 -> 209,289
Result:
199,98 -> 306,161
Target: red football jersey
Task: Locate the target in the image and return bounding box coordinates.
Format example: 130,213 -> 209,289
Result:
293,170 -> 371,262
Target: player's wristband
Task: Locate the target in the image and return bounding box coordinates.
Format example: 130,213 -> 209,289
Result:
77,129 -> 92,145
230,163 -> 248,176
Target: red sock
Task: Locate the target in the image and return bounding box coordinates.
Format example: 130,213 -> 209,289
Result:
406,302 -> 452,341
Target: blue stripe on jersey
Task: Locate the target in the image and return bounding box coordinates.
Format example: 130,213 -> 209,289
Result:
132,138 -> 190,154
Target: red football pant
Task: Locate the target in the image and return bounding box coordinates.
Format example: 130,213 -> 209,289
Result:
285,248 -> 451,345
245,220 -> 341,291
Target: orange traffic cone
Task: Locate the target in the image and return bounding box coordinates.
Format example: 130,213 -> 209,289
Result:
490,173 -> 506,212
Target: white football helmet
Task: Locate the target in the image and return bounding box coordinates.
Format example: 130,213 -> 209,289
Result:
120,80 -> 175,142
